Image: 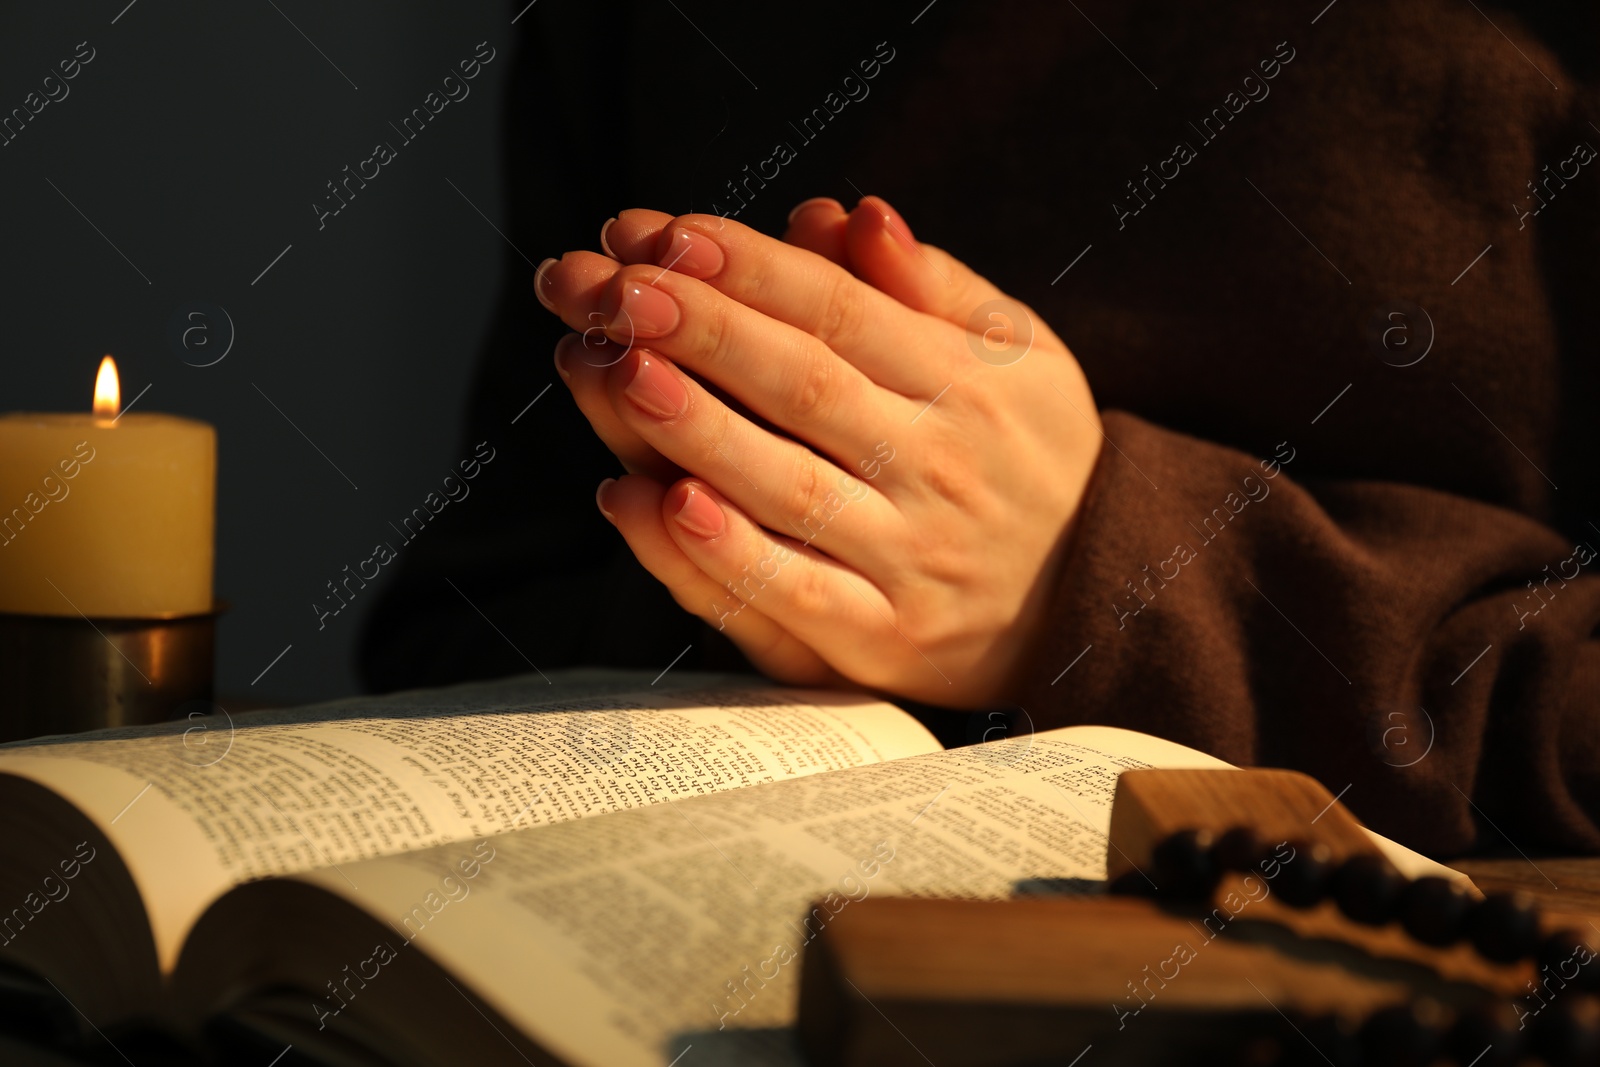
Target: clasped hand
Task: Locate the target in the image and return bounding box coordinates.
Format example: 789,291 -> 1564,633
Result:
536,197 -> 1102,707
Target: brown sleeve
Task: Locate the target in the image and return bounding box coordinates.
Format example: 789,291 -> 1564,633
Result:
1011,411 -> 1600,858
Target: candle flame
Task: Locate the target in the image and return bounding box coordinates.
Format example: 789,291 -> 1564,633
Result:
93,355 -> 120,419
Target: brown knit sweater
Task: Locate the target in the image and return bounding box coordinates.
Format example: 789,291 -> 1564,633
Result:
362,0 -> 1600,858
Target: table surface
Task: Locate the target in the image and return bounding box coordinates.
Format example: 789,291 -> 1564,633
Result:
1454,854 -> 1600,915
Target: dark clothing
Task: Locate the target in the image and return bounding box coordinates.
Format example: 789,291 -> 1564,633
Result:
361,0 -> 1600,858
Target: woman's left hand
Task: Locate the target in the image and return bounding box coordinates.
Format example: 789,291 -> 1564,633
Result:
537,201 -> 1104,707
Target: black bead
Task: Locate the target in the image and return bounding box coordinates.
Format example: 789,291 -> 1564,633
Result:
1444,1001 -> 1525,1067
1212,826 -> 1268,873
1464,890 -> 1543,963
1538,928 -> 1600,993
1531,996 -> 1600,1067
1271,840 -> 1335,908
1360,1000 -> 1445,1067
1397,876 -> 1474,947
1151,829 -> 1218,898
1331,854 -> 1405,926
1107,870 -> 1155,897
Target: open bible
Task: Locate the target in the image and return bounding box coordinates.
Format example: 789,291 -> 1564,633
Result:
0,670 -> 1462,1066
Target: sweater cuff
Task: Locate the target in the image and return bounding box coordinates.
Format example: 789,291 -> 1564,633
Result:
1007,410 -> 1295,760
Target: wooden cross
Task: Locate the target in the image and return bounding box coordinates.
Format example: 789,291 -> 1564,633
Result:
798,769 -> 1575,1066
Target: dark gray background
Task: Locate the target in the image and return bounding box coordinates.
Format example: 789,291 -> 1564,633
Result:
0,2 -> 514,704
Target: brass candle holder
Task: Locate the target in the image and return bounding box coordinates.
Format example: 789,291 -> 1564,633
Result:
0,605 -> 222,744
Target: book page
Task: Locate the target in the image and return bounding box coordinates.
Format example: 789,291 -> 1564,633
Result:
0,672 -> 938,974
293,724 -> 1469,1067
280,726 -> 1233,1065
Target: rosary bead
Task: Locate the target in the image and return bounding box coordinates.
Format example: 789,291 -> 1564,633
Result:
1152,829 -> 1218,898
1359,1000 -> 1444,1067
1331,854 -> 1405,926
1212,826 -> 1268,873
1464,890 -> 1543,964
1444,1001 -> 1524,1067
1271,840 -> 1335,908
1396,876 -> 1474,947
1538,928 -> 1600,993
1531,996 -> 1600,1067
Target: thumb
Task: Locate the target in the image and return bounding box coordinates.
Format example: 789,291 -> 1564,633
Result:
846,196 -> 1007,327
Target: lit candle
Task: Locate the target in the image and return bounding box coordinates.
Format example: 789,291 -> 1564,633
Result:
0,356 -> 216,618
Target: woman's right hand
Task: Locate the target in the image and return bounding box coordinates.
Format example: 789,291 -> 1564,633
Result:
546,197 -> 916,483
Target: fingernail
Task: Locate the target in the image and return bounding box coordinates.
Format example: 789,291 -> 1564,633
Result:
621,350 -> 689,419
535,257 -> 558,312
599,217 -> 620,260
595,478 -> 617,523
659,228 -> 725,279
672,483 -> 725,539
613,279 -> 680,338
788,196 -> 842,226
860,195 -> 919,254
553,336 -> 573,382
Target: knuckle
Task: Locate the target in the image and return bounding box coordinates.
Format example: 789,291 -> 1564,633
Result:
913,534 -> 970,590
674,581 -> 732,623
745,626 -> 790,662
700,394 -> 738,457
957,381 -> 1007,427
814,269 -> 866,351
695,295 -> 736,371
787,345 -> 842,426
666,581 -> 705,612
651,541 -> 711,594
785,557 -> 833,618
742,254 -> 770,304
785,459 -> 828,539
914,454 -> 980,516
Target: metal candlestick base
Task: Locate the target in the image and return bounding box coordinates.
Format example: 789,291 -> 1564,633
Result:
0,607 -> 221,744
